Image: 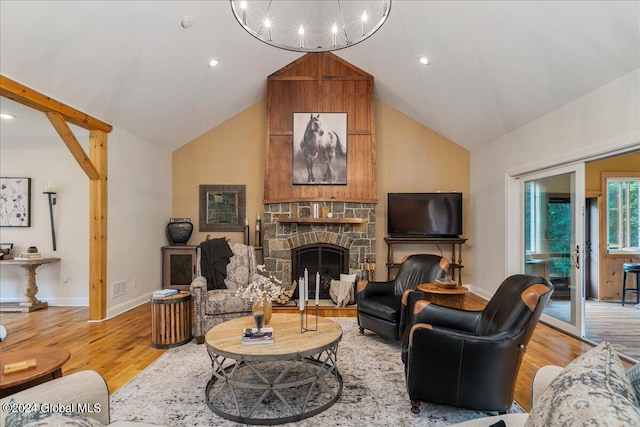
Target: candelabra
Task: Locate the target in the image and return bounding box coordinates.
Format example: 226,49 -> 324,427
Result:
300,301 -> 319,333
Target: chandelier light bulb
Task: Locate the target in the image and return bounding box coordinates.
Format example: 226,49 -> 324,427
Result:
299,25 -> 304,48
240,1 -> 247,25
361,11 -> 368,36
332,23 -> 338,47
264,17 -> 272,41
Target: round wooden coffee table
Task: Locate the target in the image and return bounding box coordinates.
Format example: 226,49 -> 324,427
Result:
417,283 -> 468,309
205,313 -> 343,425
0,347 -> 70,397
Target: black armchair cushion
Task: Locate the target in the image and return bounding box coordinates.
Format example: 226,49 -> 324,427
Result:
357,295 -> 402,322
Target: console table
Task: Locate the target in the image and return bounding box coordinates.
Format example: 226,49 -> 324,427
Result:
0,257 -> 60,312
385,237 -> 467,285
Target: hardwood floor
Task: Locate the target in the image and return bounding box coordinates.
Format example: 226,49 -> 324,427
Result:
0,304 -> 165,394
0,294 -> 632,412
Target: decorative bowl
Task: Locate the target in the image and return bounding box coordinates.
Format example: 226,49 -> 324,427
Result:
435,278 -> 458,289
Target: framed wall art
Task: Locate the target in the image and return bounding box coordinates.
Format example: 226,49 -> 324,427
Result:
199,184 -> 246,232
292,112 -> 347,185
0,177 -> 31,227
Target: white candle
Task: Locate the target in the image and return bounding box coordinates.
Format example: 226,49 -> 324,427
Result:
43,180 -> 57,193
304,269 -> 309,301
299,278 -> 304,311
315,272 -> 320,304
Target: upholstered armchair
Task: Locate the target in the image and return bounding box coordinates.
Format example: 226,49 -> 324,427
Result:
356,254 -> 449,340
191,241 -> 258,344
402,274 -> 553,414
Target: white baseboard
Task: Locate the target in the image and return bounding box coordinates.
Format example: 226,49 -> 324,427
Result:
105,292 -> 153,320
465,284 -> 494,301
0,297 -> 88,306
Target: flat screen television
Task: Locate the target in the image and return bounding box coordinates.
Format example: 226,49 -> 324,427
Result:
387,192 -> 463,237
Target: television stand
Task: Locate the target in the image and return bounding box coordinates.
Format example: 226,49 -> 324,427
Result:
384,236 -> 467,285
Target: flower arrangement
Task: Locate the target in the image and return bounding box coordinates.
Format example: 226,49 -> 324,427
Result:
235,265 -> 283,306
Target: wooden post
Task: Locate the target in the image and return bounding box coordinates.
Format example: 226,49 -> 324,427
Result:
89,130 -> 108,320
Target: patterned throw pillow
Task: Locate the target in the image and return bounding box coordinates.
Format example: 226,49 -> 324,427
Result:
525,341 -> 640,427
628,363 -> 640,403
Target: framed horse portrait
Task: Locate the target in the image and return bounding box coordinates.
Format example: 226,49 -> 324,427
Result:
293,112 -> 347,185
198,184 -> 246,232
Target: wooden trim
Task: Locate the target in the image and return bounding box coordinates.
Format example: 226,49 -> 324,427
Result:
89,130 -> 108,320
0,75 -> 112,133
45,112 -> 100,180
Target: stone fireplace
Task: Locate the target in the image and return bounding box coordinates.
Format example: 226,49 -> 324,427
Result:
261,202 -> 376,297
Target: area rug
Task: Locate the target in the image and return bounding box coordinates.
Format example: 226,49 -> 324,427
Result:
111,318 -> 522,426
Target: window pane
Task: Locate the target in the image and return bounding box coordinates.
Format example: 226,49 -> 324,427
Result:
607,178 -> 640,251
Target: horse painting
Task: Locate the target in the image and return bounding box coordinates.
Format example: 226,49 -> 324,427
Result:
296,113 -> 347,184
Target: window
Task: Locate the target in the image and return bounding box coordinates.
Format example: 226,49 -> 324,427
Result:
606,177 -> 639,253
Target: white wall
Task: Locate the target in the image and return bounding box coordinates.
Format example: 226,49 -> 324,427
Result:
1,136 -> 89,305
470,68 -> 640,298
0,127 -> 172,318
105,128 -> 172,318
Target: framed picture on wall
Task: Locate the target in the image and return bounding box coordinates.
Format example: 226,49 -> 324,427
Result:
292,112 -> 347,185
0,177 -> 31,227
198,184 -> 246,232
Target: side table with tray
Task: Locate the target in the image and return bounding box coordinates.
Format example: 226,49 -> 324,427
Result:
417,279 -> 468,309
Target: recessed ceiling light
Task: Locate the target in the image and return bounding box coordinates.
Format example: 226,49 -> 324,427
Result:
208,59 -> 219,68
0,113 -> 14,120
181,16 -> 194,29
419,56 -> 430,65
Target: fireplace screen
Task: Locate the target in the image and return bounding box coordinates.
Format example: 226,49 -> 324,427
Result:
291,244 -> 349,300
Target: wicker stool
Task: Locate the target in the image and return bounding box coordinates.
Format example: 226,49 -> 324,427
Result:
622,263 -> 640,306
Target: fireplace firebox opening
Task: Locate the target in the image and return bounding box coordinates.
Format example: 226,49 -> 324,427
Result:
291,243 -> 349,300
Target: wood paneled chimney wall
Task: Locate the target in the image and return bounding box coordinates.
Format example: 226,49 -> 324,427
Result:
264,53 -> 377,204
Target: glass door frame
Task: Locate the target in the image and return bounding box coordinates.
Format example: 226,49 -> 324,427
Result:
507,162 -> 586,338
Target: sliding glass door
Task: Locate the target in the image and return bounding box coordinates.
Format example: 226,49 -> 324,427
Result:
521,164 -> 585,337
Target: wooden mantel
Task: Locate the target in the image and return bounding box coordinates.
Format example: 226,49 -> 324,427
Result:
276,217 -> 363,225
0,74 -> 111,320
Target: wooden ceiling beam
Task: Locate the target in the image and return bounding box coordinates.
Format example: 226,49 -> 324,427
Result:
45,112 -> 100,180
0,75 -> 112,133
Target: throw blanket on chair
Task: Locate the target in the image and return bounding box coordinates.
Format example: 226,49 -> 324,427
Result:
200,238 -> 234,290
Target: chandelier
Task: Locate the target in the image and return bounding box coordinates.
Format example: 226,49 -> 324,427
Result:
230,0 -> 391,53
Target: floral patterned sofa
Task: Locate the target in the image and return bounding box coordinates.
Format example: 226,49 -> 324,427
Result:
190,242 -> 258,343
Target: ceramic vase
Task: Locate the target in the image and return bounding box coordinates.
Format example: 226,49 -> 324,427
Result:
166,221 -> 193,245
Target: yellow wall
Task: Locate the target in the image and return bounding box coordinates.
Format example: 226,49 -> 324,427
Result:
172,99 -> 471,281
585,151 -> 640,192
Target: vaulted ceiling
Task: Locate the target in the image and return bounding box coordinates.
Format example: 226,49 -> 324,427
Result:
1,1 -> 638,152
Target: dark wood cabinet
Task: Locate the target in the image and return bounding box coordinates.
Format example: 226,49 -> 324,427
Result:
162,245 -> 197,291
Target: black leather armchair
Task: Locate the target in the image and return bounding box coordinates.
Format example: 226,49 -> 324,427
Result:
356,254 -> 449,340
402,274 -> 553,414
